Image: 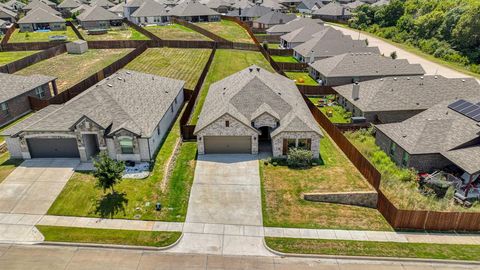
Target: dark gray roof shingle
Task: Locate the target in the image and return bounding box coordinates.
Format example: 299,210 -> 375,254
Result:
0,73 -> 56,103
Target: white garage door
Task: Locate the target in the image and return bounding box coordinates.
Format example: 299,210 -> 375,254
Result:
204,136 -> 251,154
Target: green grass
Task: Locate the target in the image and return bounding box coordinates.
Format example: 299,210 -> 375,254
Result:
79,26 -> 149,41
260,129 -> 391,231
189,49 -> 274,124
285,72 -> 318,86
144,24 -> 211,41
0,152 -> 23,184
267,43 -> 281,49
37,225 -> 181,247
0,51 -> 38,66
125,48 -> 211,90
266,237 -> 480,261
318,104 -> 350,124
196,20 -> 254,43
16,49 -> 132,92
8,27 -> 78,43
48,117 -> 197,221
0,112 -> 32,143
271,55 -> 298,63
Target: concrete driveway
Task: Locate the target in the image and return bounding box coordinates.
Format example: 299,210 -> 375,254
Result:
0,158 -> 79,215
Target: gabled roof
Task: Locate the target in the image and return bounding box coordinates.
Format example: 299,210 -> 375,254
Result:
298,0 -> 323,10
71,4 -> 90,14
125,0 -> 145,7
0,18 -> 6,26
23,0 -> 60,15
231,0 -> 252,9
17,7 -> 65,24
258,0 -> 285,10
194,66 -> 323,138
40,0 -> 57,7
266,17 -> 323,34
131,0 -> 168,17
313,1 -> 350,16
345,0 -> 364,9
205,0 -> 232,9
0,73 -> 56,103
294,27 -> 379,58
0,6 -> 17,17
3,70 -> 185,138
168,1 -> 219,17
90,0 -> 115,8
376,97 -> 480,174
254,10 -> 295,25
372,0 -> 389,7
227,5 -> 271,18
77,5 -> 120,21
108,2 -> 125,13
4,0 -> 26,9
280,23 -> 326,43
58,0 -> 82,9
309,52 -> 425,78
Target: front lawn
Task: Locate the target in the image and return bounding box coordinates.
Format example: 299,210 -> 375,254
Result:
37,225 -> 181,247
271,55 -> 298,63
125,48 -> 211,90
284,71 -> 318,86
261,130 -> 392,231
8,27 -> 78,43
16,49 -> 132,92
78,26 -> 148,41
265,237 -> 480,261
0,152 -> 23,184
47,117 -> 197,221
196,20 -> 254,43
189,49 -> 274,124
144,24 -> 210,41
0,51 -> 38,66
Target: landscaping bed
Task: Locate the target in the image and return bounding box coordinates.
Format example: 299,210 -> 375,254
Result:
189,49 -> 274,124
195,20 -> 254,43
265,237 -> 480,261
125,48 -> 211,90
271,55 -> 298,63
144,24 -> 210,41
78,26 -> 148,41
37,225 -> 181,247
8,27 -> 78,43
0,51 -> 38,66
15,49 -> 132,92
260,130 -> 392,231
285,72 -> 317,85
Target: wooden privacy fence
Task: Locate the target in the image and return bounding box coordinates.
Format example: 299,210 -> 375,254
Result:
268,48 -> 293,56
256,34 -> 281,43
66,21 -> 84,40
1,41 -> 66,51
171,17 -> 228,42
123,18 -> 160,41
297,85 -> 336,95
0,44 -> 66,74
334,122 -> 371,132
87,40 -> 147,49
0,25 -> 15,46
276,62 -> 308,71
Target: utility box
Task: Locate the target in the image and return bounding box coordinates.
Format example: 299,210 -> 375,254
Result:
66,40 -> 88,54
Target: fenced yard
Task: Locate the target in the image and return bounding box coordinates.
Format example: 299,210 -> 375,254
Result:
125,48 -> 211,90
0,51 -> 38,65
8,27 -> 78,43
285,72 -> 318,86
144,24 -> 211,41
78,26 -> 149,41
195,20 -> 254,44
15,49 -> 133,92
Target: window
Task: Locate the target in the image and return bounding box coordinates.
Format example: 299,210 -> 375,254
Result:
389,142 -> 396,156
225,120 -> 230,127
287,139 -> 296,149
297,139 -> 310,150
1,102 -> 8,114
119,137 -> 134,154
35,87 -> 45,98
402,152 -> 409,167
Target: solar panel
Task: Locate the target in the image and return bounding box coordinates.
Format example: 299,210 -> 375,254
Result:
455,102 -> 473,112
448,99 -> 465,109
460,105 -> 478,114
467,108 -> 480,118
448,99 -> 480,122
473,114 -> 480,122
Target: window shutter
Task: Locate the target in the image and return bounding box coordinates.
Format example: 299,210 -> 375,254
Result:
283,139 -> 288,155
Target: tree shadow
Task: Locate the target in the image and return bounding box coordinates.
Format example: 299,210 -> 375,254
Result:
94,191 -> 128,219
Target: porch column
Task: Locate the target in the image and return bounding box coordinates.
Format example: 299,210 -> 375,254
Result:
51,80 -> 58,96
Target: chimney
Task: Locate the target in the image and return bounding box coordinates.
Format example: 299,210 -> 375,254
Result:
352,82 -> 360,100
308,50 -> 315,63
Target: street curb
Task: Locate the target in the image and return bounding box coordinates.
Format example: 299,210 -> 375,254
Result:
36,232 -> 183,251
262,238 -> 480,266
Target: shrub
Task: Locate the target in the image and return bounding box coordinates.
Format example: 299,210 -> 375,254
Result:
390,51 -> 398,59
287,148 -> 313,168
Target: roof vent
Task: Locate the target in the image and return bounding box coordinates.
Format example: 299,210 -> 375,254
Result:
380,78 -> 383,81
107,84 -> 112,87
278,92 -> 281,95
249,68 -> 253,72
462,79 -> 466,82
407,77 -> 410,80
393,77 -> 397,81
152,76 -> 154,80
126,71 -> 131,74
256,67 -> 260,72
117,77 -> 122,80
434,76 -> 438,79
165,91 -> 168,93
420,76 -> 424,80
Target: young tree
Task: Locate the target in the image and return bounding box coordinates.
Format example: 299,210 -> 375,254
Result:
93,152 -> 125,193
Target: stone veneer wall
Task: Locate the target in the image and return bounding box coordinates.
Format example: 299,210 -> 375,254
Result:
304,191 -> 378,208
272,131 -> 320,158
253,113 -> 277,129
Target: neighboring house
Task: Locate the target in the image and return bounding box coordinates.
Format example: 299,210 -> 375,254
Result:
279,0 -> 302,11
17,8 -> 66,32
309,53 -> 425,86
312,1 -> 351,22
123,0 -> 144,21
230,0 -> 252,10
168,1 -> 220,22
297,0 -> 323,14
108,2 -> 125,17
39,0 -> 57,9
90,0 -> 116,9
0,6 -> 17,23
259,0 -> 286,11
57,0 -> 82,17
279,23 -> 326,48
71,4 -> 90,15
374,98 -> 480,185
266,17 -> 323,35
205,0 -> 234,14
293,27 -> 379,62
77,5 -> 123,30
372,0 -> 389,7
0,73 -> 56,127
0,18 -> 7,32
194,66 -> 323,158
2,70 -> 185,162
253,10 -> 296,29
23,0 -> 61,16
227,5 -> 271,22
334,76 -> 480,123
130,0 -> 169,25
345,0 -> 364,9
4,0 -> 26,12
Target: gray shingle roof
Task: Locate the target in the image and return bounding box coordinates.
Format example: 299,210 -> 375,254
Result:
258,0 -> 285,10
0,19 -> 6,26
294,28 -> 379,58
77,5 -> 120,22
0,5 -> 17,17
4,0 -> 26,9
253,10 -> 295,25
334,75 -> 480,112
71,4 -> 90,14
58,0 -> 82,9
372,0 -> 389,7
313,1 -> 350,16
280,23 -> 327,43
3,70 -> 185,138
108,2 -> 125,13
376,98 -> 480,174
17,7 -> 65,24
131,0 -> 168,17
298,0 -> 323,10
345,0 -> 364,9
309,52 -> 425,78
0,73 -> 56,103
90,0 -> 116,8
23,0 -> 60,15
227,5 -> 271,18
194,66 -> 323,138
168,1 -> 219,17
266,17 -> 323,35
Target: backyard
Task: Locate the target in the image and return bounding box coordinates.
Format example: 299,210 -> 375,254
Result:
78,26 -> 148,41
15,49 -> 132,92
47,116 -> 198,221
8,28 -> 78,43
285,72 -> 318,86
125,48 -> 211,90
260,130 -> 392,231
345,129 -> 480,211
189,49 -> 274,124
308,97 -> 351,124
195,20 -> 254,43
144,24 -> 210,41
271,55 -> 298,63
0,51 -> 38,65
